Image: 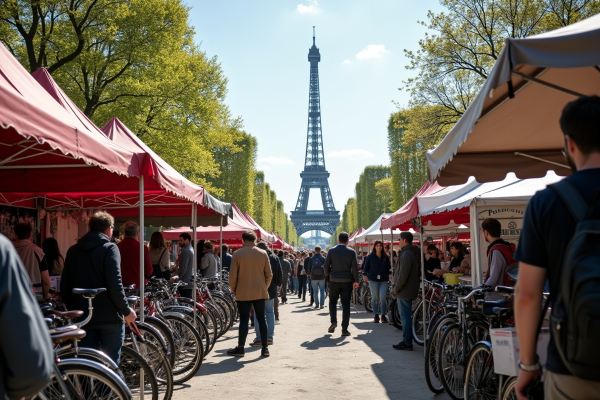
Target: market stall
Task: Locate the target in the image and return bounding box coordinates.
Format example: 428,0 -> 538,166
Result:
426,14 -> 600,186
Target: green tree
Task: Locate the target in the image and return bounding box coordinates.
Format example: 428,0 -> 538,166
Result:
402,0 -> 600,144
375,177 -> 394,214
356,166 -> 392,228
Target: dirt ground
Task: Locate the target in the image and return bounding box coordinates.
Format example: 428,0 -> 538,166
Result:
173,294 -> 452,400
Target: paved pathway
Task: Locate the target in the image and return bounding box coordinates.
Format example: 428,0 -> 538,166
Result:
174,295 -> 451,400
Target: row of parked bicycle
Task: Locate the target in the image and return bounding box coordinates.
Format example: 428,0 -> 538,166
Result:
36,276 -> 237,400
357,275 -> 536,400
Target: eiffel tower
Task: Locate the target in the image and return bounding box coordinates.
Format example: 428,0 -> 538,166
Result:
290,28 -> 340,236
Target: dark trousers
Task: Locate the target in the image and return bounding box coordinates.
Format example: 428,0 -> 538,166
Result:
281,280 -> 288,302
309,278 -> 314,304
237,300 -> 268,348
298,276 -> 308,300
79,323 -> 125,364
329,281 -> 353,330
178,287 -> 193,299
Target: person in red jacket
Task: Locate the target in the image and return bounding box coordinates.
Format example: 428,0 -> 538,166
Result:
117,221 -> 152,288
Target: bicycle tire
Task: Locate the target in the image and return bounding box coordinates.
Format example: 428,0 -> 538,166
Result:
361,286 -> 373,313
464,341 -> 497,400
203,301 -> 224,339
212,293 -> 236,329
165,305 -> 211,357
211,298 -> 230,336
143,316 -> 177,367
41,359 -> 131,400
164,314 -> 203,384
412,300 -> 426,346
119,345 -> 159,400
425,313 -> 458,394
437,323 -> 465,400
501,376 -> 517,400
390,299 -> 403,330
133,338 -> 174,400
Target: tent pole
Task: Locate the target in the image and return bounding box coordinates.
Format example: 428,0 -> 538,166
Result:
192,203 -> 197,327
219,215 -> 223,280
389,228 -> 393,323
419,217 -> 426,357
138,176 -> 145,399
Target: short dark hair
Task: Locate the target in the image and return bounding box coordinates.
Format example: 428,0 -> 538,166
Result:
450,241 -> 465,258
400,231 -> 413,243
338,231 -> 349,243
242,230 -> 257,242
88,211 -> 114,233
14,223 -> 32,240
257,241 -> 268,250
123,221 -> 139,237
179,232 -> 192,242
314,245 -> 321,252
222,244 -> 229,252
481,218 -> 502,238
278,250 -> 284,257
203,241 -> 214,250
560,95 -> 600,155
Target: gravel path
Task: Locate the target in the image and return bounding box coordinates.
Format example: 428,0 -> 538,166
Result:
173,294 -> 452,400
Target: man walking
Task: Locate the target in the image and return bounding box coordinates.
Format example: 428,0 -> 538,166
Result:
250,242 -> 282,346
297,252 -> 308,301
514,96 -> 600,399
392,231 -> 420,351
324,232 -> 359,336
177,233 -> 194,298
227,231 -> 272,357
307,245 -> 327,309
117,221 -> 153,288
278,250 -> 291,304
61,211 -> 137,363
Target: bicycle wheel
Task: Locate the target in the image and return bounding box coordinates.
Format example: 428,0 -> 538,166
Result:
425,313 -> 458,394
412,299 -> 427,346
362,286 -> 373,313
119,346 -> 159,400
500,377 -> 517,400
390,299 -> 403,330
143,316 -> 177,367
211,298 -> 230,336
464,341 -> 498,400
199,307 -> 218,354
204,301 -> 224,339
41,359 -> 130,400
164,314 -> 203,384
438,323 -> 466,400
213,293 -> 236,329
165,305 -> 211,357
130,337 -> 173,400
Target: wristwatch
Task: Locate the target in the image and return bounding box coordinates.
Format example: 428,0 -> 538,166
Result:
518,360 -> 542,372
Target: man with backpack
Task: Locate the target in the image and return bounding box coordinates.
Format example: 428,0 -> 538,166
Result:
514,96 -> 600,399
481,218 -> 515,300
307,246 -> 326,309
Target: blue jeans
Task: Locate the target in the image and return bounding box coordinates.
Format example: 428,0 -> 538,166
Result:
79,323 -> 125,363
311,279 -> 326,306
254,298 -> 275,341
398,298 -> 414,345
368,281 -> 388,316
290,278 -> 297,292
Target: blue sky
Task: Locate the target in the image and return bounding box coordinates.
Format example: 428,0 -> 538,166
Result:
189,1 -> 443,234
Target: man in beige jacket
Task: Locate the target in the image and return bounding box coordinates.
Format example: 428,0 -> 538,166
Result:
227,230 -> 272,357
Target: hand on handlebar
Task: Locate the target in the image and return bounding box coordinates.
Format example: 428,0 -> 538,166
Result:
124,307 -> 137,327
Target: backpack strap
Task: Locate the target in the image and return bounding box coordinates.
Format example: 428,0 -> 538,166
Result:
549,179 -> 587,222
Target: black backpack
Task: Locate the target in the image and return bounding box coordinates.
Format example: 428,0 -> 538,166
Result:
311,255 -> 325,277
549,179 -> 600,381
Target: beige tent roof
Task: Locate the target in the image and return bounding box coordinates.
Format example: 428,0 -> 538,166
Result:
426,14 -> 600,186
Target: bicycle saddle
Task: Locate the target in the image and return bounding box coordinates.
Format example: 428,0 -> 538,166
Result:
126,296 -> 139,305
72,288 -> 107,297
51,329 -> 86,343
482,299 -> 508,316
49,310 -> 84,319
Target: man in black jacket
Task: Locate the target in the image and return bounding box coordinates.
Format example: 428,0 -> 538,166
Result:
324,232 -> 359,336
61,211 -> 137,363
278,251 -> 291,304
251,241 -> 282,346
298,251 -> 309,301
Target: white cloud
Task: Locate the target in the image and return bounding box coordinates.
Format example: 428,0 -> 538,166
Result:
297,0 -> 319,14
342,59 -> 352,65
327,149 -> 375,160
355,44 -> 389,60
257,156 -> 295,169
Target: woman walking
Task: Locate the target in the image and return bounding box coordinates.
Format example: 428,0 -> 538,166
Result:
42,238 -> 64,276
149,231 -> 171,280
362,240 -> 391,323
